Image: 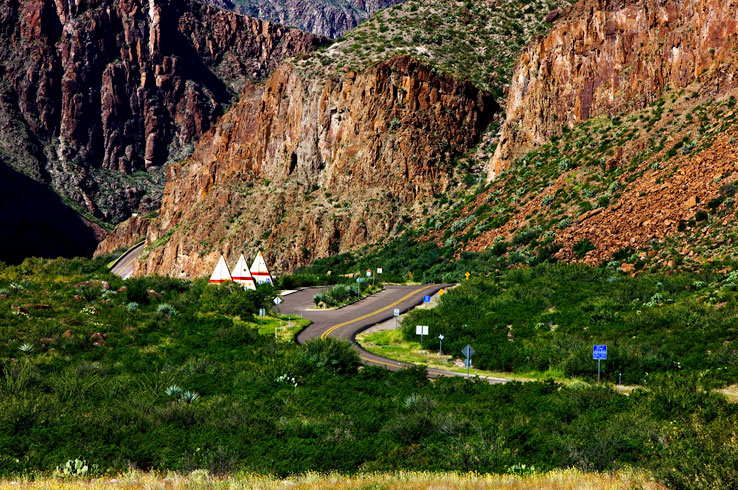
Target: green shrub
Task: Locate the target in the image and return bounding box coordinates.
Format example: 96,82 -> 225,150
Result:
573,239 -> 595,258
298,338 -> 361,375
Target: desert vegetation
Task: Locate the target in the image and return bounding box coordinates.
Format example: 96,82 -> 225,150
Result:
299,0 -> 573,100
0,257 -> 737,489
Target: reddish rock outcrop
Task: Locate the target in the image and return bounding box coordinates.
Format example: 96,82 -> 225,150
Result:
489,0 -> 738,180
0,0 -> 326,223
94,214 -> 151,256
129,56 -> 494,278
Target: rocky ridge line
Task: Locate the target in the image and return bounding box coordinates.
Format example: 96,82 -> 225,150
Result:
489,0 -> 738,180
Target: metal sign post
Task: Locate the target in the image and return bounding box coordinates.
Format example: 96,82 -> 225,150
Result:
273,296 -> 282,317
416,325 -> 428,351
259,308 -> 265,332
438,334 -> 444,359
462,344 -> 475,378
394,308 -> 400,329
593,345 -> 607,383
423,295 -> 431,304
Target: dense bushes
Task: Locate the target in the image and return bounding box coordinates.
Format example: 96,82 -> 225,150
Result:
2,257 -> 738,486
199,281 -> 275,318
312,280 -> 375,307
298,338 -> 361,375
401,263 -> 738,384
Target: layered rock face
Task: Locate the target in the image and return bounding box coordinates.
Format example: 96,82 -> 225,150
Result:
94,214 -> 151,256
0,0 -> 325,223
130,56 -> 493,277
489,0 -> 738,180
204,0 -> 406,38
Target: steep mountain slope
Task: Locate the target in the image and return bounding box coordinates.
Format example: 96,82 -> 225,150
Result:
0,0 -> 325,227
425,0 -> 738,273
106,0 -> 570,277
489,0 -> 738,179
203,0 -> 406,39
288,0 -> 738,282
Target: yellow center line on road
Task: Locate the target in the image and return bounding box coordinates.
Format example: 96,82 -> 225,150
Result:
359,356 -> 403,368
320,284 -> 437,341
116,249 -> 141,275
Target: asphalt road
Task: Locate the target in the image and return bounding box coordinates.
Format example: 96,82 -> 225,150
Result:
110,242 -> 144,279
284,285 -> 507,383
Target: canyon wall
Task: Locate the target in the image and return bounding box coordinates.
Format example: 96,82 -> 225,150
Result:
128,56 -> 494,277
0,0 -> 325,223
203,0 -> 406,39
489,0 -> 738,179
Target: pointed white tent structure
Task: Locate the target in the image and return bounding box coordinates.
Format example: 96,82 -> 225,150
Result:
209,255 -> 233,284
250,250 -> 273,285
232,254 -> 256,290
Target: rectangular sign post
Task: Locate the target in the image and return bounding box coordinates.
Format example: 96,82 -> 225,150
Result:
593,345 -> 607,383
394,308 -> 400,329
423,295 -> 431,304
462,344 -> 475,378
438,334 -> 444,359
416,325 -> 428,351
259,308 -> 265,332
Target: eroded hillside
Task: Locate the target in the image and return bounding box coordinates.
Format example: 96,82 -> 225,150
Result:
106,0 -> 571,277
0,0 -> 324,226
434,0 -> 738,273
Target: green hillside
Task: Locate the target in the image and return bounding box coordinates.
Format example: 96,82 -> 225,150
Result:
300,0 -> 572,99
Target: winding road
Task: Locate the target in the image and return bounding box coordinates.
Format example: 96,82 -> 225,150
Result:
283,285 -> 508,383
109,253 -> 505,382
109,241 -> 144,279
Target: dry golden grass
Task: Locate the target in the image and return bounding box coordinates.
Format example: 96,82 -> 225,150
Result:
0,469 -> 664,490
717,384 -> 738,403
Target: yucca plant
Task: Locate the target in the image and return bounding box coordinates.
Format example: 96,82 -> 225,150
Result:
165,385 -> 183,397
180,391 -> 200,404
157,303 -> 177,317
18,343 -> 34,354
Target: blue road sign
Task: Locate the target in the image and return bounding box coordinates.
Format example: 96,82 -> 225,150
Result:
593,345 -> 607,360
423,295 -> 431,303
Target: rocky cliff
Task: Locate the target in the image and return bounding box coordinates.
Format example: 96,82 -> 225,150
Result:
489,0 -> 738,180
129,56 -> 493,277
0,0 -> 325,225
203,0 -> 406,39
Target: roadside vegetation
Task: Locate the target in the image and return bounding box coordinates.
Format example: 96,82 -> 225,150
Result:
1,257 -> 738,488
352,263 -> 738,386
312,279 -> 382,308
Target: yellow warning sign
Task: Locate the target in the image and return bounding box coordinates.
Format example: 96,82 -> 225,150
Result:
439,289 -> 446,295
465,272 -> 470,280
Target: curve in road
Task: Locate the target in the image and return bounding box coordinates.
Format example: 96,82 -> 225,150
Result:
110,241 -> 145,279
283,285 -> 507,383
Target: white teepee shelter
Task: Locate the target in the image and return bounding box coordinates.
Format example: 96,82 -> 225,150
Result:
209,255 -> 233,284
232,254 -> 256,290
250,250 -> 273,284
